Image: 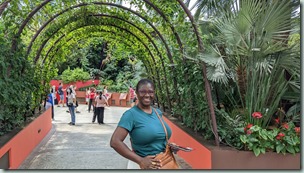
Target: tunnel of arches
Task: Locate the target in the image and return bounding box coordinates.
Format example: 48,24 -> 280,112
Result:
2,0 -> 299,150
0,0 -> 219,144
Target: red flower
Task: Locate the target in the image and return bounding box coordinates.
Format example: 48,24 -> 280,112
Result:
246,124 -> 253,129
294,127 -> 300,133
276,132 -> 285,140
278,133 -> 285,137
274,118 -> 279,124
244,124 -> 253,133
252,112 -> 263,119
246,130 -> 252,135
282,123 -> 289,129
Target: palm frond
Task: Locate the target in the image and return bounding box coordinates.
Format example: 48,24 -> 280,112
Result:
198,48 -> 232,85
254,57 -> 275,75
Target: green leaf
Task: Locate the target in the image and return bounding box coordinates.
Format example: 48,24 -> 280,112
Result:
249,138 -> 259,142
295,147 -> 300,153
253,147 -> 261,156
240,135 -> 247,143
260,148 -> 266,154
259,129 -> 268,140
276,144 -> 285,153
286,146 -> 295,154
251,125 -> 260,131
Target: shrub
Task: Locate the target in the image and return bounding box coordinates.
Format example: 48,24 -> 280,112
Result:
60,67 -> 90,84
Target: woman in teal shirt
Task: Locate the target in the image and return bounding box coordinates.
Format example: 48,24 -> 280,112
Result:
110,79 -> 172,169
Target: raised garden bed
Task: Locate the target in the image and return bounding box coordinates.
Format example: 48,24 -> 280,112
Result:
164,115 -> 300,169
0,108 -> 52,169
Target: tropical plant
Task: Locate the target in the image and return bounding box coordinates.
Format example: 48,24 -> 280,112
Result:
241,117 -> 300,156
201,0 -> 300,129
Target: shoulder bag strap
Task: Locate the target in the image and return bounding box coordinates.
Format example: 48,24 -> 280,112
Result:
154,108 -> 168,143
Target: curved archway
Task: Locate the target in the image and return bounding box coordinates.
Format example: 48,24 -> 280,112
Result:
15,1 -> 186,57
1,0 -> 219,145
31,13 -> 175,110
40,23 -> 170,109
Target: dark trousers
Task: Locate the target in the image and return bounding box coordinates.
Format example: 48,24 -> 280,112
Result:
92,107 -> 97,122
51,105 -> 54,119
95,107 -> 105,124
88,99 -> 94,112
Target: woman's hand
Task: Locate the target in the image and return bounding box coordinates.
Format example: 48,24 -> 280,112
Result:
139,155 -> 161,169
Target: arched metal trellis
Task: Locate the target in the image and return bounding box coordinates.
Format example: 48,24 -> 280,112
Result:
2,0 -> 220,146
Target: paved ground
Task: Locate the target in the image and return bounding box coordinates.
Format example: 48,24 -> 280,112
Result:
19,104 -> 130,169
18,104 -> 191,170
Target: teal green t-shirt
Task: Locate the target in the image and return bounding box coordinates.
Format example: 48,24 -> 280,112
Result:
118,106 -> 172,157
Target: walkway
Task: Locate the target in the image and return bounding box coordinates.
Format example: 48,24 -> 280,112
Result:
19,105 -> 129,169
18,104 -> 191,169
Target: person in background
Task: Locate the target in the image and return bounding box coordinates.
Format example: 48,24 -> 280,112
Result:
57,83 -> 66,107
45,91 -> 54,120
71,85 -> 80,113
133,92 -> 137,105
93,91 -> 109,124
85,88 -> 90,105
103,86 -> 109,99
129,85 -> 135,107
110,79 -> 172,169
51,85 -> 57,106
66,87 -> 76,125
88,87 -> 96,113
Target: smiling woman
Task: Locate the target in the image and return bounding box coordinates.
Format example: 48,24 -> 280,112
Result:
110,78 -> 179,169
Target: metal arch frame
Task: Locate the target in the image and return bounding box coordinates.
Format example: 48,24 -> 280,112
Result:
45,28 -> 162,108
42,23 -> 167,109
12,0 -> 187,112
5,0 -> 218,145
34,15 -> 173,110
43,28 -> 141,65
177,0 -> 219,146
25,2 -> 178,66
24,3 -> 181,107
33,17 -> 163,96
24,5 -> 179,111
45,34 -> 156,84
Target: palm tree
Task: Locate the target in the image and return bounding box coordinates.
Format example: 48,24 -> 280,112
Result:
201,0 -> 300,128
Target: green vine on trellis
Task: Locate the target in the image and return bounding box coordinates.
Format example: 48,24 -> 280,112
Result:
0,0 -> 216,144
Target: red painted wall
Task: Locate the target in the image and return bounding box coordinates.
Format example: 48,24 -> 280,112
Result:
50,80 -> 100,102
0,108 -> 52,169
164,117 -> 212,169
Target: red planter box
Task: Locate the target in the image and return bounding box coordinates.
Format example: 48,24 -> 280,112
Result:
0,109 -> 52,169
164,116 -> 300,169
109,93 -> 129,107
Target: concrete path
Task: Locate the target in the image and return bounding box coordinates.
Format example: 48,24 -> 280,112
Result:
18,104 -> 191,170
19,104 -> 130,169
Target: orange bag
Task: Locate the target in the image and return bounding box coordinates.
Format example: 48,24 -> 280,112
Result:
154,108 -> 179,169
154,144 -> 179,169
